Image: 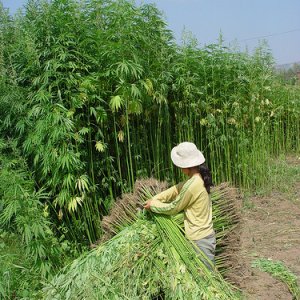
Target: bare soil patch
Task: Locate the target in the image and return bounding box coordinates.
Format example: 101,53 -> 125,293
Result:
227,165 -> 300,299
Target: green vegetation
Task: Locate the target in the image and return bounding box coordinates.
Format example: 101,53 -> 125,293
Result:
240,155 -> 300,204
277,63 -> 300,85
252,258 -> 300,300
1,0 -> 299,242
257,155 -> 300,197
0,139 -> 82,298
43,180 -> 241,299
0,0 -> 299,298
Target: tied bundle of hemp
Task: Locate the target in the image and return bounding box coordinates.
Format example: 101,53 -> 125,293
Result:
43,179 -> 241,299
99,178 -> 169,243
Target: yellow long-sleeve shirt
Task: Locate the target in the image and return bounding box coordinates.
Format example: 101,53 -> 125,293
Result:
150,175 -> 214,240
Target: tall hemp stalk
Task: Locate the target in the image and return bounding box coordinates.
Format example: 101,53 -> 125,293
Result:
1,0 -> 299,246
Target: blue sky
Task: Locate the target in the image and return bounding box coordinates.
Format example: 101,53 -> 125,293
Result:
2,0 -> 300,65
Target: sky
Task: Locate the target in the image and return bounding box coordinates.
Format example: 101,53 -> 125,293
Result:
2,0 -> 300,65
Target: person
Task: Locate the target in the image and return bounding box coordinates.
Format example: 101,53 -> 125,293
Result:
143,142 -> 216,269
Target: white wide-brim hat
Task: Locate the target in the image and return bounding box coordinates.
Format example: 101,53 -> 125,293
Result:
171,142 -> 205,168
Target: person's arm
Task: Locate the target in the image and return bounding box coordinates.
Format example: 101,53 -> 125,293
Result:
149,179 -> 194,215
151,182 -> 185,203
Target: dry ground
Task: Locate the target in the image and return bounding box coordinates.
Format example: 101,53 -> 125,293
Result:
227,157 -> 300,300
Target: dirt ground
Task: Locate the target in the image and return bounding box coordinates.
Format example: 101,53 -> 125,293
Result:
227,158 -> 300,300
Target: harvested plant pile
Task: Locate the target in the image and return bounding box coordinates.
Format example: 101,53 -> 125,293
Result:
44,179 -> 241,299
1,0 -> 299,298
252,258 -> 300,300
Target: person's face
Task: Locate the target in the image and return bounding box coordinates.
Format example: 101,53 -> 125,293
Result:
181,168 -> 190,176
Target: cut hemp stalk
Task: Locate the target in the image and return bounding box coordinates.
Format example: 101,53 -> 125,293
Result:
252,258 -> 300,300
43,178 -> 242,299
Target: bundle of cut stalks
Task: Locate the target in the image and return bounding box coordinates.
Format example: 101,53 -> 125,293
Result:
43,178 -> 242,299
100,178 -> 169,243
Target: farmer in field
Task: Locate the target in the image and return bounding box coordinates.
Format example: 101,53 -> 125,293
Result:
144,142 -> 216,268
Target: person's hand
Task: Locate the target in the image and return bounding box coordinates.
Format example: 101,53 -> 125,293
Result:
143,200 -> 152,210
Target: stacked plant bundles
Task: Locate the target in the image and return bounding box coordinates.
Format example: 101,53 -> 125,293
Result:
43,179 -> 241,299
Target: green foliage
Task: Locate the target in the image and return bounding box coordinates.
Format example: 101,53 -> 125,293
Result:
1,0 -> 299,249
277,63 -> 300,85
0,230 -> 41,299
43,180 -> 241,299
44,210 -> 240,300
1,0 -> 299,297
255,155 -> 300,196
1,0 -> 177,243
252,258 -> 300,299
0,139 -> 82,298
